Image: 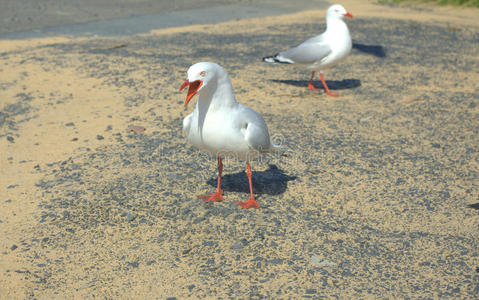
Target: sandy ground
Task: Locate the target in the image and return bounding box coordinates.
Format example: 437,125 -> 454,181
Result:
1,0 -> 479,298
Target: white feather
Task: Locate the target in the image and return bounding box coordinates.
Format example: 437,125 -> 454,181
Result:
182,62 -> 281,161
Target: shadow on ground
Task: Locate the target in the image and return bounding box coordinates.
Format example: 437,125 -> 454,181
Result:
272,78 -> 361,91
207,164 -> 297,195
467,203 -> 479,210
352,42 -> 386,58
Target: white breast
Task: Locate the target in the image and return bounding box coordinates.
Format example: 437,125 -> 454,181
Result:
317,20 -> 352,69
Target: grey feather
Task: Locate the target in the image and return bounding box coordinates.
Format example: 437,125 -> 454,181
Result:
278,40 -> 332,65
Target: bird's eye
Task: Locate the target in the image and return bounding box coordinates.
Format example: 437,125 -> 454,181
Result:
200,71 -> 206,77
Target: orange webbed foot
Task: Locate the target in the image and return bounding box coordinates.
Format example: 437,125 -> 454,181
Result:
236,198 -> 260,209
308,82 -> 318,90
326,91 -> 340,97
198,190 -> 224,203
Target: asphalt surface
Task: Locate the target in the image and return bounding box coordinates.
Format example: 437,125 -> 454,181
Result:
0,0 -> 329,37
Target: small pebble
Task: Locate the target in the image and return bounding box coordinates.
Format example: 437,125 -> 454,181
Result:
311,256 -> 336,267
203,241 -> 215,247
231,239 -> 247,250
126,212 -> 137,222
270,258 -> 283,265
127,125 -> 146,134
359,115 -> 373,122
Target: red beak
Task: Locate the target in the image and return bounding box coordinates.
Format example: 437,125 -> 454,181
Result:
344,12 -> 353,18
179,80 -> 203,107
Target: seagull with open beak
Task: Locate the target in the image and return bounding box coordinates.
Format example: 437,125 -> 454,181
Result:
180,62 -> 282,209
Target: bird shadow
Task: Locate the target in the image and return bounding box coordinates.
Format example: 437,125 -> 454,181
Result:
352,42 -> 386,58
467,203 -> 479,210
272,78 -> 361,91
207,164 -> 296,196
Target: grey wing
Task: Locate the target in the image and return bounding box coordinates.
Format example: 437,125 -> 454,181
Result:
238,106 -> 271,152
245,122 -> 271,153
278,40 -> 332,65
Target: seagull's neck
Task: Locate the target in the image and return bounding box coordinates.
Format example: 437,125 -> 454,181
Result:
325,18 -> 349,36
197,74 -> 237,112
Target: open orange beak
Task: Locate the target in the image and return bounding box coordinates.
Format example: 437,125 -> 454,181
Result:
179,80 -> 203,107
344,12 -> 353,18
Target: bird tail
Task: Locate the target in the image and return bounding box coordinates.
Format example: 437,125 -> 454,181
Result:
262,53 -> 293,64
269,143 -> 286,154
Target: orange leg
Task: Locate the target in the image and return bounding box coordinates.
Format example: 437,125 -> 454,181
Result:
319,73 -> 340,97
198,156 -> 224,202
236,163 -> 260,209
308,71 -> 318,90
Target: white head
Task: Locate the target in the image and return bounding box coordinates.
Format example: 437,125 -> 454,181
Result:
179,62 -> 227,107
326,4 -> 353,20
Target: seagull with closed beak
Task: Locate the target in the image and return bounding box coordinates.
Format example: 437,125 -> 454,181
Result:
263,4 -> 353,97
180,62 -> 282,209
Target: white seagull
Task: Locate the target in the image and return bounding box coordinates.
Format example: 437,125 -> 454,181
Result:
263,4 -> 353,97
179,62 -> 281,209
